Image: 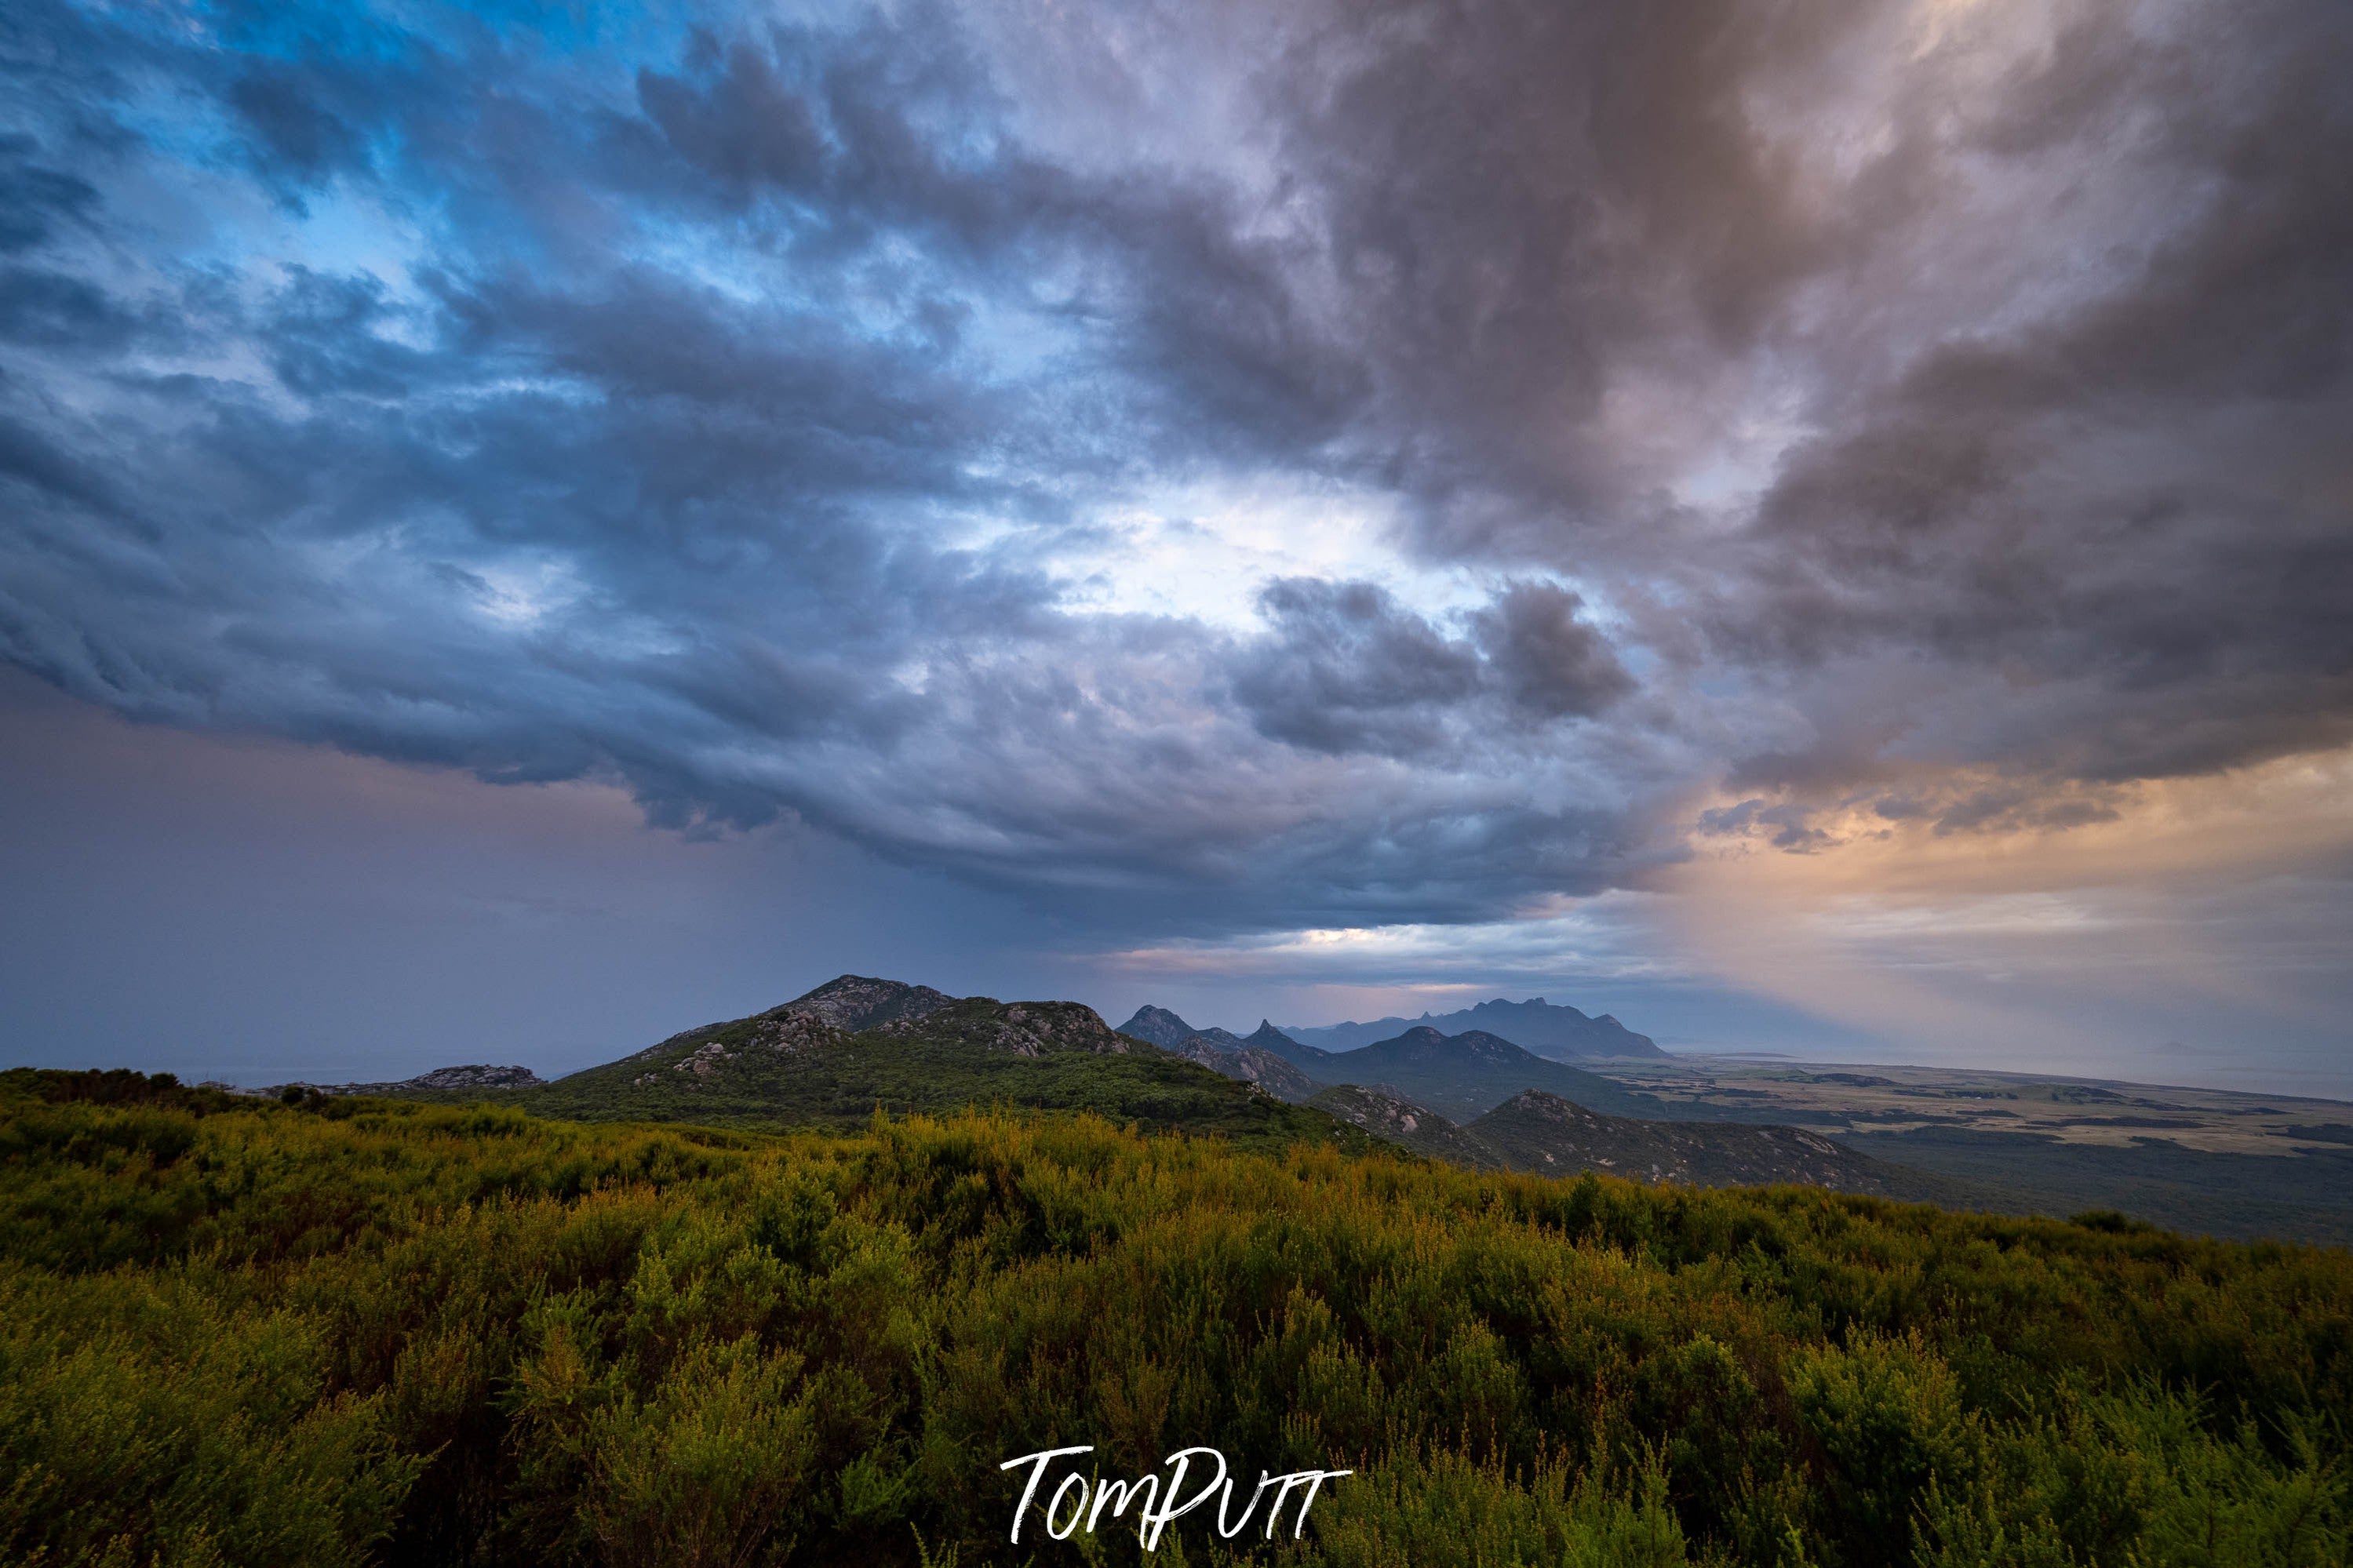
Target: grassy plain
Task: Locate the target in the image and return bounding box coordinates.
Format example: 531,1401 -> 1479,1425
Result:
1582,1057 -> 2353,1245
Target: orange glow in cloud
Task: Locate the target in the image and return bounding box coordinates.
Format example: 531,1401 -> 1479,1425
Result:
1661,748 -> 2353,1061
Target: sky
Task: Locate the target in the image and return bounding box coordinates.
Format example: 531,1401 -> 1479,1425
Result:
2,0 -> 2348,1096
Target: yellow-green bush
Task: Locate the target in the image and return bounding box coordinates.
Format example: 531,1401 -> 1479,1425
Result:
0,1070 -> 2345,1566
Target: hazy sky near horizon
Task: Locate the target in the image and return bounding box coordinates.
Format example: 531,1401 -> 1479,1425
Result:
2,0 -> 2349,1095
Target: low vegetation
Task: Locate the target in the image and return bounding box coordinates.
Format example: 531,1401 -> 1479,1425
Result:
2,1068 -> 2348,1567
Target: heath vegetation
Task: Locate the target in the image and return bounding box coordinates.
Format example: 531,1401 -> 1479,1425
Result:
0,1068 -> 2346,1567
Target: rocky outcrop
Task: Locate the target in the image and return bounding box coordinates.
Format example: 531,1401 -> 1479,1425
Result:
297,1064 -> 545,1097
884,999 -> 1132,1057
746,1011 -> 846,1054
406,1064 -> 544,1090
779,975 -> 956,1031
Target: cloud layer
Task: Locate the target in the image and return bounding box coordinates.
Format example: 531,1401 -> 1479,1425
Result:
2,0 -> 2348,947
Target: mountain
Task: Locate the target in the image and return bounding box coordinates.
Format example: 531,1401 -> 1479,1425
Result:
242,973 -> 2062,1218
519,976 -> 1379,1157
1244,1020 -> 1304,1053
1280,997 -> 1666,1060
299,976 -> 1931,1200
1115,1010 -> 1316,1097
1115,1004 -> 1198,1048
1248,1024 -> 1670,1122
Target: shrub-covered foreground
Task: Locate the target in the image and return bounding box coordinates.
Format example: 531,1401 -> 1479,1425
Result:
0,1069 -> 2347,1567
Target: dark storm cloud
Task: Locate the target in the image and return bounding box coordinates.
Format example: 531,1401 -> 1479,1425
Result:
0,0 -> 1374,915
0,0 -> 2347,935
1255,0 -> 1850,528
1473,584 -> 1634,722
0,135 -> 98,252
1696,0 -> 2353,803
1235,0 -> 2353,825
1229,577 -> 1630,758
1230,579 -> 1479,758
228,63 -> 377,185
620,18 -> 1364,457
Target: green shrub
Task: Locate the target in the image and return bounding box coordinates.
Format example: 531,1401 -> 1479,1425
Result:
0,1073 -> 2345,1566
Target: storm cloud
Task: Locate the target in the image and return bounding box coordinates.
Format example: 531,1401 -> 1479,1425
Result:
2,0 -> 2348,941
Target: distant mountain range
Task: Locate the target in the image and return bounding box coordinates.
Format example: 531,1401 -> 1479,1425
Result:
517,976 -> 1379,1158
251,976 -> 2353,1239
1113,1007 -> 1668,1120
304,977 -> 1932,1199
1277,996 -> 1665,1060
1252,1024 -> 1667,1121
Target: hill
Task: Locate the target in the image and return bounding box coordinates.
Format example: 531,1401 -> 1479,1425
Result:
1471,1090 -> 1920,1194
1254,1024 -> 1673,1121
519,975 -> 1375,1157
1282,995 -> 1666,1059
2,1070 -> 2345,1568
1307,1084 -> 1946,1199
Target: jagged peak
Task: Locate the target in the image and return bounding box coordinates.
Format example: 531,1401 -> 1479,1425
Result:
1116,1004 -> 1198,1048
